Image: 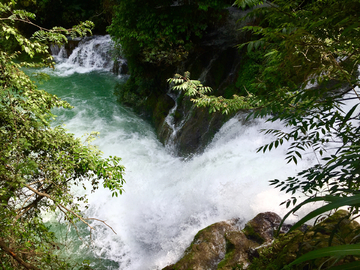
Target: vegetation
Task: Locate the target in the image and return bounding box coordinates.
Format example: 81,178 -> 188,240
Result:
169,0 -> 360,268
109,0 -> 232,113
10,0 -> 111,34
108,0 -> 230,67
248,210 -> 360,270
0,1 -> 125,269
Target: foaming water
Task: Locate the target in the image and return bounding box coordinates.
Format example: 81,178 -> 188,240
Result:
38,36 -> 318,269
51,35 -> 115,76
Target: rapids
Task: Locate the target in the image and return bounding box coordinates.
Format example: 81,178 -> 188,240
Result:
39,36 -> 317,269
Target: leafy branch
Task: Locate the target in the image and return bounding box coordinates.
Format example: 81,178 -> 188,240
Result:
168,72 -> 256,114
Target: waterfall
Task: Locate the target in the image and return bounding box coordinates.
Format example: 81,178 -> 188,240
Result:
50,35 -> 127,76
43,36 -> 318,270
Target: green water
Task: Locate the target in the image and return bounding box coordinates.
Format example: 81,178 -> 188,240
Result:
35,71 -> 129,269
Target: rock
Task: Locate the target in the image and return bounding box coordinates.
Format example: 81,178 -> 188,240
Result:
162,213 -> 281,270
112,59 -> 129,75
174,105 -> 229,156
163,220 -> 241,270
50,38 -> 81,58
153,7 -> 247,156
217,231 -> 258,270
242,212 -> 282,244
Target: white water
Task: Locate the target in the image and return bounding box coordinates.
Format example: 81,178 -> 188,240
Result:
51,35 -> 117,76
42,36 -> 319,269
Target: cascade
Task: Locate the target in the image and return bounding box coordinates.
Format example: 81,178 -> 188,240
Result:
50,35 -> 127,76
162,89 -> 195,151
162,90 -> 180,147
42,36 -> 318,269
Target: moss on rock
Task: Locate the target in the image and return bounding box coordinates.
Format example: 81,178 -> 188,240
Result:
163,211 -> 360,270
249,210 -> 360,270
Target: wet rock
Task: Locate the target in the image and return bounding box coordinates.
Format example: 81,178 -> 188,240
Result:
50,38 -> 81,58
162,213 -> 281,270
242,212 -> 282,244
174,105 -> 229,156
112,59 -> 129,75
217,231 -> 258,270
156,7 -> 246,156
163,220 -> 240,270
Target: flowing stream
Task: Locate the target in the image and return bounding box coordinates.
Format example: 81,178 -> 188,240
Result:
37,36 -> 317,269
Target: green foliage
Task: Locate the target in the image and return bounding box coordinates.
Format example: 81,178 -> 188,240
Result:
168,72 -> 212,96
12,0 -> 109,34
108,0 -> 230,67
248,0 -> 360,267
286,244 -> 360,269
109,0 -> 231,115
168,72 -> 256,114
0,2 -> 125,269
233,50 -> 264,96
245,0 -> 360,267
249,211 -> 360,270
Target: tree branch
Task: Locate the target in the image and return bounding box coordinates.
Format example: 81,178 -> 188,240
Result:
24,184 -> 95,230
0,238 -> 40,270
85,218 -> 117,235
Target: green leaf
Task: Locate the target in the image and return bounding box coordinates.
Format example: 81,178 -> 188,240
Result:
287,195 -> 360,233
327,261 -> 360,270
286,244 -> 360,268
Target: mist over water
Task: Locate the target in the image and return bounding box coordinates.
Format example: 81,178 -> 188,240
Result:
40,37 -> 318,269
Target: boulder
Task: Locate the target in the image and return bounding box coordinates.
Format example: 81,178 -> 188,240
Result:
163,212 -> 282,270
242,212 -> 282,244
163,220 -> 240,270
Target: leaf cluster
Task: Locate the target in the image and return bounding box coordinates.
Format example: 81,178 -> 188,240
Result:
0,2 -> 124,269
168,72 -> 256,114
10,0 -> 108,35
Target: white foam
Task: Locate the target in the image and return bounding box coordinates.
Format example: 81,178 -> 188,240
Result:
61,100 -> 316,269
50,35 -> 115,76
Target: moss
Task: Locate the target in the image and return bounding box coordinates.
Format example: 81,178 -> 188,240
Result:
248,211 -> 360,270
242,224 -> 265,244
233,49 -> 264,95
248,231 -> 303,270
217,239 -> 236,268
217,239 -> 246,270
